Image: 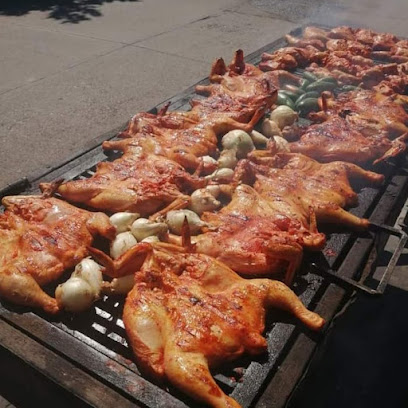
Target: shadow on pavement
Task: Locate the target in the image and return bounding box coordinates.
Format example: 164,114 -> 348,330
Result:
0,0 -> 139,24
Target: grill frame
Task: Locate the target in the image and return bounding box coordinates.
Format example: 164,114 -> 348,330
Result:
1,24 -> 408,408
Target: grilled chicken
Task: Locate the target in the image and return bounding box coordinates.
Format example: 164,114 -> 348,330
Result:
197,50 -> 300,101
260,47 -> 313,71
317,89 -> 408,137
285,34 -> 326,51
41,151 -> 205,215
303,26 -> 400,50
327,26 -> 355,41
306,59 -> 396,88
169,153 -> 382,283
303,26 -> 330,42
326,39 -> 372,57
284,27 -> 407,88
169,183 -> 325,284
195,50 -> 277,112
191,51 -> 274,121
287,116 -> 404,165
123,242 -> 325,408
108,102 -> 265,173
0,195 -> 114,313
243,153 -> 384,230
306,63 -> 361,85
189,92 -> 271,123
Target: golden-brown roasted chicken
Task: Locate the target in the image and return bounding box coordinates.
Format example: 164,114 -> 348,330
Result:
305,59 -> 397,87
105,103 -> 264,173
41,151 -> 205,215
302,26 -> 400,51
259,46 -> 326,71
0,195 -> 115,313
286,116 -> 404,165
282,27 -> 408,88
123,242 -> 325,408
189,92 -> 270,123
243,153 -> 384,230
169,183 -> 325,284
303,26 -> 330,42
325,39 -> 372,57
316,89 -> 408,137
285,34 -> 326,51
195,50 -> 278,111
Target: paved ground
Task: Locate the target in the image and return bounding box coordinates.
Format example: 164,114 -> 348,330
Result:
1,1 -> 408,408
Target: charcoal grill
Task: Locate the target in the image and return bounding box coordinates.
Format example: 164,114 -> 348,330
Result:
1,25 -> 408,408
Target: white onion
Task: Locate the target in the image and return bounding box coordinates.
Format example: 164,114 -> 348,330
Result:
166,209 -> 206,235
141,236 -> 160,243
261,118 -> 282,137
55,277 -> 94,313
273,135 -> 290,152
202,155 -> 218,166
108,275 -> 135,295
109,212 -> 140,233
110,232 -> 137,259
130,218 -> 168,241
205,168 -> 234,183
217,149 -> 238,169
72,258 -> 103,295
270,106 -> 298,129
56,257 -> 105,313
221,130 -> 255,158
250,130 -> 269,146
190,188 -> 221,215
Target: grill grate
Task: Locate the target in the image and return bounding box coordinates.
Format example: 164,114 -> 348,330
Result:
1,24 -> 408,408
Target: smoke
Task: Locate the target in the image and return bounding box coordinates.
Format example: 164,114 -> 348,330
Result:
251,0 -> 408,37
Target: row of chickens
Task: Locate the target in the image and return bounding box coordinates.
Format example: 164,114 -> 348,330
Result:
1,25 -> 408,408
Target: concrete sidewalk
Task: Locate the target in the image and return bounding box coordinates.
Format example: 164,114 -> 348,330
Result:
1,0 -> 408,190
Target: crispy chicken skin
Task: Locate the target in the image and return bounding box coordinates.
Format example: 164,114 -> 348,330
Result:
123,242 -> 324,408
189,51 -> 276,122
41,151 -> 205,216
0,195 -> 114,313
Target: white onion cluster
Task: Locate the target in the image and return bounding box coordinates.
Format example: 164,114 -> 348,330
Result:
55,258 -> 103,312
